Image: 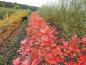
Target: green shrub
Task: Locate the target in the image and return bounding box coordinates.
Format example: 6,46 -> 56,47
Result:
0,7 -> 17,19
38,0 -> 86,39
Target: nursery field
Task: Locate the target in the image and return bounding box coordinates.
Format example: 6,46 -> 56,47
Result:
12,12 -> 86,65
0,7 -> 30,65
0,0 -> 86,65
0,7 -> 29,43
0,19 -> 28,65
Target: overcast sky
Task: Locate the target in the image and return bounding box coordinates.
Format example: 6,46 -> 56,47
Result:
0,0 -> 57,7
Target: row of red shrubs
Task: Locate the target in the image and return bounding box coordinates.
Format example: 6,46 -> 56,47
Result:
13,12 -> 86,65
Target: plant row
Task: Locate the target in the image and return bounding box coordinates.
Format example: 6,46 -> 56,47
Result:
0,10 -> 28,43
38,0 -> 86,39
13,12 -> 86,65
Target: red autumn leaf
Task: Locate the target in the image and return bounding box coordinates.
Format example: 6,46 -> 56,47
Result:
61,37 -> 69,47
13,58 -> 20,65
21,59 -> 29,65
77,60 -> 86,65
25,47 -> 30,53
82,36 -> 86,45
40,29 -> 46,35
46,53 -> 54,59
79,54 -> 86,61
31,58 -> 39,65
47,59 -> 57,64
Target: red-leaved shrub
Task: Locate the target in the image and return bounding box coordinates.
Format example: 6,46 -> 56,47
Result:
13,12 -> 86,65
